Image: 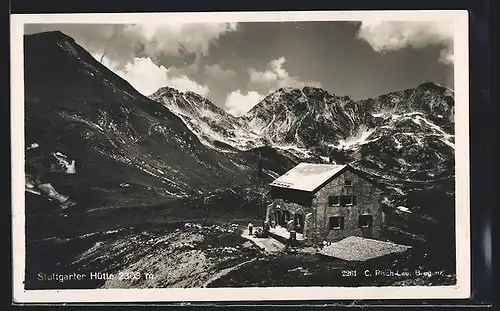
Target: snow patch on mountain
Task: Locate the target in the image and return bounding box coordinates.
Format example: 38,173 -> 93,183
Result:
337,128 -> 376,149
415,115 -> 446,134
273,145 -> 312,158
393,137 -> 403,150
396,206 -> 412,214
52,151 -> 76,174
27,142 -> 40,150
318,156 -> 335,164
441,139 -> 455,150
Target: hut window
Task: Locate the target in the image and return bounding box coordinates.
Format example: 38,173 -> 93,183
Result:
329,216 -> 345,230
359,215 -> 373,228
328,195 -> 340,206
340,195 -> 356,206
345,179 -> 353,186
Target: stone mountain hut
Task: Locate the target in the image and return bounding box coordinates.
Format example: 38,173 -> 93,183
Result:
266,163 -> 386,245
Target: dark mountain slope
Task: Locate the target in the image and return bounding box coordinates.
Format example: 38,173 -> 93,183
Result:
23,31 -> 263,209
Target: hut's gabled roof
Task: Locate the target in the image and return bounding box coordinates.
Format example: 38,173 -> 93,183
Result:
270,163 -> 348,192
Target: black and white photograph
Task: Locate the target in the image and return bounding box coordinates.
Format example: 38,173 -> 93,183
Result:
11,11 -> 470,303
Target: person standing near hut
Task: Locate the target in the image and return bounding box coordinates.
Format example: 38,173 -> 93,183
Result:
263,221 -> 270,237
263,221 -> 270,233
248,222 -> 254,236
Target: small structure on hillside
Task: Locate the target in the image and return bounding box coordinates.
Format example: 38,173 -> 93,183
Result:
266,163 -> 386,245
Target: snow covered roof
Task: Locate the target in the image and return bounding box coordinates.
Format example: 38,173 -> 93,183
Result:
318,236 -> 412,261
270,163 -> 348,192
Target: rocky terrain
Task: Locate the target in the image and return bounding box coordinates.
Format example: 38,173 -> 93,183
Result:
152,73 -> 455,186
151,70 -> 456,254
150,87 -> 264,152
23,30 -> 457,290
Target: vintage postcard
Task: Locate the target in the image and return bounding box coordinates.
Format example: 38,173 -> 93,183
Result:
11,10 -> 470,304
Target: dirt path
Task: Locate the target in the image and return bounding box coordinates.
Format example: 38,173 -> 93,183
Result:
241,228 -> 286,253
202,258 -> 257,287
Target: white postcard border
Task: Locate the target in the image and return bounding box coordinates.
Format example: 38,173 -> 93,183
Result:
11,10 -> 470,303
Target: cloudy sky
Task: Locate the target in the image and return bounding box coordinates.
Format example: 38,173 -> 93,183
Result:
25,21 -> 454,116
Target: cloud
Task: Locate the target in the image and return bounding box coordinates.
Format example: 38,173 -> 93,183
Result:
199,64 -> 240,106
224,90 -> 264,116
203,64 -> 237,82
248,57 -> 322,93
124,23 -> 238,66
26,23 -> 238,99
94,55 -> 209,96
25,23 -> 239,69
167,76 -> 209,96
223,57 -> 322,115
116,57 -> 171,96
355,21 -> 454,64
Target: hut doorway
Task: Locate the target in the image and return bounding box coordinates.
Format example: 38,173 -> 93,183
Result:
294,213 -> 305,233
275,210 -> 284,226
284,211 -> 292,223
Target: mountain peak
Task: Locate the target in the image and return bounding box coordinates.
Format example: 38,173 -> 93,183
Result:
150,86 -> 181,98
302,86 -> 333,98
26,30 -> 69,39
270,86 -> 341,101
24,30 -> 77,47
24,30 -> 91,61
275,86 -> 295,93
302,85 -> 327,92
272,86 -> 330,95
417,81 -> 452,92
184,90 -> 206,100
150,87 -> 208,100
